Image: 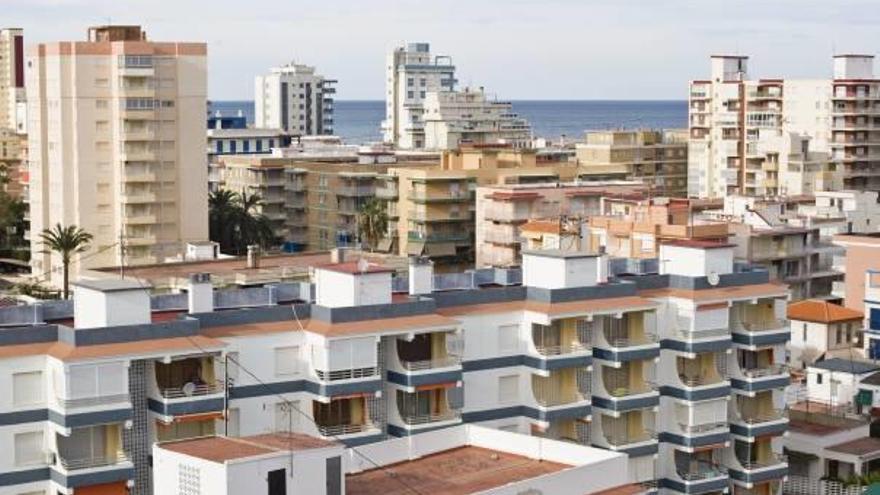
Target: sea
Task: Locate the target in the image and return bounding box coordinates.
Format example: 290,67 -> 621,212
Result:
209,100 -> 687,144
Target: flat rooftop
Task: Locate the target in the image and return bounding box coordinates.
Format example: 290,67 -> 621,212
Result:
345,445 -> 569,495
159,433 -> 339,463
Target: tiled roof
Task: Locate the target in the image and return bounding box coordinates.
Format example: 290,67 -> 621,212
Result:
827,437 -> 880,456
159,433 -> 339,463
305,313 -> 459,338
436,296 -> 658,318
787,299 -> 863,324
639,282 -> 788,303
47,335 -> 226,362
810,358 -> 880,374
202,320 -> 301,338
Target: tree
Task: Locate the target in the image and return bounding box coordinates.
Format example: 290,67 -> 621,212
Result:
357,198 -> 388,252
39,224 -> 93,299
208,190 -> 277,255
208,189 -> 238,252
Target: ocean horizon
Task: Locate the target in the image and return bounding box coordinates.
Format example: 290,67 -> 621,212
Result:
210,99 -> 688,144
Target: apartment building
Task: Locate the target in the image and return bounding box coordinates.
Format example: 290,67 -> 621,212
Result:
787,299 -> 864,368
206,121 -> 289,192
384,146 -> 579,264
26,25 -> 210,282
833,233 -> 880,311
790,190 -> 880,240
219,152 -> 435,252
576,130 -> 689,197
382,42 -> 456,149
0,128 -> 24,198
474,182 -> 649,268
254,62 -> 336,136
422,87 -> 532,150
0,28 -> 25,133
688,54 -> 880,198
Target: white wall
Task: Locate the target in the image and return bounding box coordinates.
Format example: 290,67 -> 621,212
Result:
314,269 -> 391,308
660,245 -> 733,277
73,287 -> 150,329
523,253 -> 599,289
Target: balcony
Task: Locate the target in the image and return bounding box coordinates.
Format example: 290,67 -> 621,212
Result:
53,424 -> 133,486
394,388 -> 462,431
483,224 -> 521,245
594,360 -> 659,413
672,353 -> 729,400
483,204 -> 533,223
407,230 -> 470,243
667,453 -> 729,495
314,367 -> 379,382
122,192 -> 157,204
388,332 -> 463,388
410,189 -> 470,204
312,397 -> 382,443
150,356 -> 224,419
730,440 -> 788,485
337,185 -> 374,197
593,313 -> 660,363
595,410 -> 658,455
528,319 -> 592,371
732,349 -> 789,393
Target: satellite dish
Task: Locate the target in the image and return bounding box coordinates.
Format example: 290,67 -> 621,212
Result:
357,258 -> 369,273
182,382 -> 196,397
707,271 -> 720,286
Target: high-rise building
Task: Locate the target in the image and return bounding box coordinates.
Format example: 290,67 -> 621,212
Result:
254,62 -> 336,136
0,28 -> 25,133
576,130 -> 690,197
382,42 -> 457,149
688,54 -> 880,198
422,87 -> 532,150
26,25 -> 209,282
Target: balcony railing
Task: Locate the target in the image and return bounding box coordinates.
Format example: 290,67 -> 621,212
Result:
737,454 -> 787,470
57,451 -> 129,471
735,409 -> 786,425
159,380 -> 224,399
314,367 -> 378,382
740,319 -> 786,332
317,423 -> 376,437
56,394 -> 130,409
606,380 -> 658,398
401,355 -> 462,371
672,327 -> 730,341
401,409 -> 461,425
605,333 -> 659,348
605,428 -> 657,446
678,374 -> 727,387
678,463 -> 728,481
535,341 -> 591,356
741,364 -> 788,379
679,422 -> 727,434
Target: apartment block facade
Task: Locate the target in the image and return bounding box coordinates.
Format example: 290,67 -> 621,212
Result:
0,28 -> 25,133
26,25 -> 209,281
688,54 -> 880,198
382,42 -> 456,149
0,238 -> 789,495
576,130 -> 689,197
254,62 -> 336,136
422,88 -> 532,150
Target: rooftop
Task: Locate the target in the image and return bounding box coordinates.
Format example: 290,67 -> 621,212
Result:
73,278 -> 151,292
346,445 -> 569,495
316,260 -> 396,275
827,437 -> 880,457
159,433 -> 339,463
661,239 -> 735,249
810,358 -> 880,374
787,299 -> 863,324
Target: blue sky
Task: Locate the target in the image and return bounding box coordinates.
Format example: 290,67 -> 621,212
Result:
7,0 -> 879,100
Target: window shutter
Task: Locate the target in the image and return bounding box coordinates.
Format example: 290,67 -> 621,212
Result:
13,371 -> 44,406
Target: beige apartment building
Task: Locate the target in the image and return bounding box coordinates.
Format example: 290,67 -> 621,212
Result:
0,128 -> 24,198
27,25 -> 209,282
0,28 -> 25,133
576,129 -> 689,197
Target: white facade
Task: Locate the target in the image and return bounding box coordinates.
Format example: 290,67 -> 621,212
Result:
254,62 -> 335,136
422,88 -> 531,150
382,42 -> 456,149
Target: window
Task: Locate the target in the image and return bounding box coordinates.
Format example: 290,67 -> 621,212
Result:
498,324 -> 519,353
407,78 -> 414,87
230,141 -> 236,154
816,373 -> 823,384
498,375 -> 519,404
13,371 -> 44,407
419,91 -> 426,99
802,323 -> 807,342
256,140 -> 263,152
14,431 -> 43,467
96,99 -> 108,109
407,91 -> 414,99
274,346 -> 299,376
836,328 -> 843,345
94,78 -> 109,87
243,140 -> 250,153
215,140 -> 222,154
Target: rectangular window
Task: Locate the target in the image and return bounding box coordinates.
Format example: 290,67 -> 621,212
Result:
274,346 -> 299,376
243,140 -> 250,153
14,431 -> 43,467
816,373 -> 823,384
215,141 -> 222,154
256,140 -> 263,152
498,375 -> 519,404
13,371 -> 44,407
230,141 -> 237,153
498,324 -> 519,353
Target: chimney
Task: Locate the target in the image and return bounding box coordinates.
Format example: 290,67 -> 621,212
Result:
408,256 -> 434,295
246,245 -> 260,269
331,247 -> 348,264
187,273 -> 213,314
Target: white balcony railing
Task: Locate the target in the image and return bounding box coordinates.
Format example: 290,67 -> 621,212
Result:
678,463 -> 728,481
735,409 -> 786,425
401,355 -> 462,371
679,422 -> 728,434
317,423 -> 376,437
314,367 -> 379,382
605,428 -> 657,446
159,380 -> 224,399
741,320 -> 786,332
401,409 -> 461,425
741,364 -> 788,379
606,380 -> 658,398
57,451 -> 129,471
535,341 -> 591,356
604,333 -> 659,348
737,454 -> 787,470
56,394 -> 130,409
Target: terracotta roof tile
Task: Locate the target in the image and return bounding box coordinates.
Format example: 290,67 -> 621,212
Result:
787,299 -> 863,324
202,319 -> 302,338
159,433 -> 338,463
47,335 -> 225,362
305,313 -> 459,338
640,283 -> 788,303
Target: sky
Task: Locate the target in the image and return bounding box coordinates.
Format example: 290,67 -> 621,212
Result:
7,0 -> 880,100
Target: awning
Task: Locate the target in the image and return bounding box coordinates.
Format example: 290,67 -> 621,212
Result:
332,392 -> 369,401
425,242 -> 457,257
170,412 -> 224,424
377,238 -> 393,253
416,382 -> 458,392
407,241 -> 426,255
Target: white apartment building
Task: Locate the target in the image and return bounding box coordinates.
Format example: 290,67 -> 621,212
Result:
0,238 -> 790,495
422,88 -> 532,150
0,28 -> 25,133
26,25 -> 210,281
688,54 -> 880,198
254,62 -> 335,136
382,42 -> 457,149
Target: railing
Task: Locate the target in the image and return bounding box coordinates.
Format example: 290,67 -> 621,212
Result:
605,428 -> 657,446
678,374 -> 727,388
678,463 -> 728,481
741,364 -> 789,379
400,355 -> 462,371
672,327 -> 730,341
56,394 -> 130,409
401,409 -> 461,425
57,451 -> 129,471
606,380 -> 658,398
534,389 -> 588,407
604,333 -> 659,348
314,367 -> 378,382
535,341 -> 591,356
317,423 -> 376,437
737,454 -> 787,470
736,409 -> 786,424
740,319 -> 786,332
159,380 -> 224,399
679,422 -> 728,434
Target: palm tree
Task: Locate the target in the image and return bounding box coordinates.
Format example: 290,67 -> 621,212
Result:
208,190 -> 277,254
208,190 -> 238,251
357,198 -> 388,251
39,224 -> 93,299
